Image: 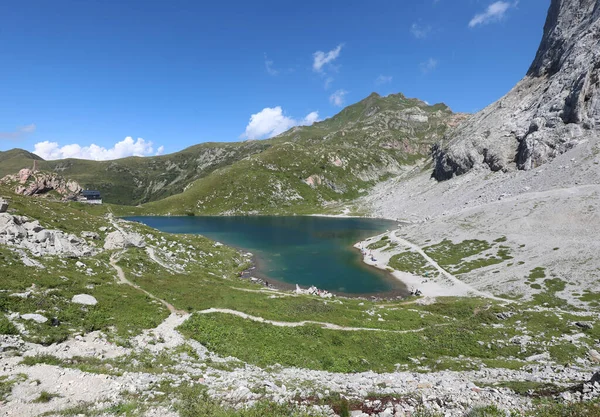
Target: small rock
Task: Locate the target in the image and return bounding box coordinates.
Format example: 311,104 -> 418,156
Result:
576,321 -> 594,330
21,313 -> 48,323
81,231 -> 100,240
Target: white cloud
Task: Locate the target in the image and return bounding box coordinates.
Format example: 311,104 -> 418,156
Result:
242,107 -> 320,140
33,137 -> 164,161
420,58 -> 438,74
469,1 -> 514,28
264,54 -> 278,76
410,23 -> 432,39
324,76 -> 334,90
0,123 -> 36,140
312,44 -> 343,73
329,90 -> 348,107
302,111 -> 320,126
375,75 -> 393,85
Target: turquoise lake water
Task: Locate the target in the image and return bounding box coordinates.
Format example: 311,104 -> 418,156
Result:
127,216 -> 407,296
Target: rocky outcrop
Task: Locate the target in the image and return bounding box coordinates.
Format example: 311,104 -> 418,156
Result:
1,169 -> 82,198
0,213 -> 95,257
433,0 -> 600,180
103,230 -> 145,250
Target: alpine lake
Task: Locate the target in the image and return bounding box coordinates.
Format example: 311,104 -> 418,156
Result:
127,216 -> 408,297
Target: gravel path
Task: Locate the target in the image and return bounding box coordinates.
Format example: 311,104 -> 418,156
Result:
109,251 -> 183,315
196,308 -> 450,333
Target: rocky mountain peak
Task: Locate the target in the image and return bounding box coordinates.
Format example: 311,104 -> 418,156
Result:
433,0 -> 600,180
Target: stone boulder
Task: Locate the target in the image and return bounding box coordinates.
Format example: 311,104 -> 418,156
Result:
103,230 -> 145,250
0,198 -> 8,213
21,313 -> 48,323
71,294 -> 98,306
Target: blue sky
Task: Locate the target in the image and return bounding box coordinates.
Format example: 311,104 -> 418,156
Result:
0,0 -> 549,160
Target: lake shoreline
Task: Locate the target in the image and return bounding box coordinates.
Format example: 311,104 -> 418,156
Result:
126,215 -> 410,298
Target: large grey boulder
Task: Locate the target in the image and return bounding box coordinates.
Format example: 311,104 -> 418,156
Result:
103,230 -> 145,250
71,294 -> 98,306
433,0 -> 600,179
0,198 -> 8,213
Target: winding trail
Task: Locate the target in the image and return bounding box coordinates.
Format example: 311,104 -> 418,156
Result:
146,246 -> 180,273
389,232 -> 510,303
196,307 -> 450,334
108,251 -> 433,333
109,251 -> 183,315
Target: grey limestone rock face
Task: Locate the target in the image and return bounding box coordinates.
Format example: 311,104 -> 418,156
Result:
433,0 -> 600,180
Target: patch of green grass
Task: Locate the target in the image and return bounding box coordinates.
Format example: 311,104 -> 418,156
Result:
422,238 -> 512,274
103,402 -> 139,416
465,405 -> 505,417
424,239 -> 491,267
525,399 -> 600,416
367,236 -> 389,250
482,380 -> 563,396
21,350 -> 187,376
0,315 -> 18,335
179,310 -> 526,373
389,251 -> 436,276
544,278 -> 566,293
33,391 -> 60,403
579,291 -> 600,303
382,242 -> 398,252
530,283 -> 542,290
528,267 -> 546,281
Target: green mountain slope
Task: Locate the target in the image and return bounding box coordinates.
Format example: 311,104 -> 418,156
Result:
1,92 -> 466,212
0,149 -> 43,176
0,141 -> 270,205
143,93 -> 467,215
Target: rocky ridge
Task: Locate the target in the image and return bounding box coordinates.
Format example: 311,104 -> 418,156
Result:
433,0 -> 600,179
1,168 -> 82,199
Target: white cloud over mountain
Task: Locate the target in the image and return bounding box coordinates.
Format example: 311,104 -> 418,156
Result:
242,107 -> 319,140
33,137 -> 164,161
329,90 -> 348,107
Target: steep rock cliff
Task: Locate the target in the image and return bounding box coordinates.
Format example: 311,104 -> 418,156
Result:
434,0 -> 600,180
